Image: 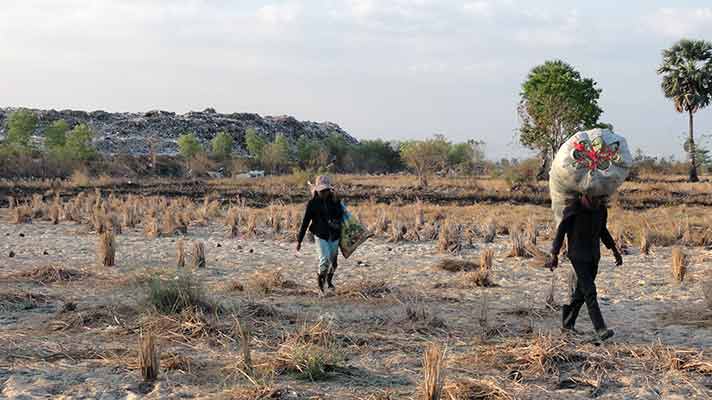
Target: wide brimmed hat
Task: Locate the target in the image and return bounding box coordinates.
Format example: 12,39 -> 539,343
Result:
312,175 -> 334,193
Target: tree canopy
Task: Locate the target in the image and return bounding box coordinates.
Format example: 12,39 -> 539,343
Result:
177,132 -> 202,159
5,108 -> 38,150
211,131 -> 233,159
518,60 -> 603,176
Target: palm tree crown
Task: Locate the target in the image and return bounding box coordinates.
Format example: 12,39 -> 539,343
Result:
657,39 -> 712,113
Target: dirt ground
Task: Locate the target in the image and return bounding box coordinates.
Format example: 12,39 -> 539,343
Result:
1,207 -> 711,399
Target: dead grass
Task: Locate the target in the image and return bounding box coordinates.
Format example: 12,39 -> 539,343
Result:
191,241 -> 206,269
671,247 -> 687,283
248,271 -> 289,294
444,378 -> 513,400
11,265 -> 88,284
337,280 -> 394,300
97,231 -> 116,267
139,333 -> 160,382
507,226 -> 527,258
438,219 -> 463,255
176,239 -> 186,268
0,290 -> 51,311
640,228 -> 651,255
704,273 -> 712,311
421,343 -> 446,400
11,205 -> 33,224
464,248 -> 495,288
273,320 -> 344,381
434,259 -> 479,273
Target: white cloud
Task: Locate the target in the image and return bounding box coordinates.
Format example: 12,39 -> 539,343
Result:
348,0 -> 376,18
644,8 -> 712,38
514,9 -> 579,48
257,2 -> 302,25
463,1 -> 494,17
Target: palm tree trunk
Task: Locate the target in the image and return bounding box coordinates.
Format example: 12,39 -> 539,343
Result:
689,110 -> 699,182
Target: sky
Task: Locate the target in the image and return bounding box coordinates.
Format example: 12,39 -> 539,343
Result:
3,0 -> 712,160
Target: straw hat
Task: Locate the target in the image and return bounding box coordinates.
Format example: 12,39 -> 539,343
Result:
312,175 -> 334,193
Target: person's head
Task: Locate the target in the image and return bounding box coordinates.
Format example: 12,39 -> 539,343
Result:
312,175 -> 335,200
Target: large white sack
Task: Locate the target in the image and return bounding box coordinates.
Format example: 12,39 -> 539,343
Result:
549,128 -> 632,225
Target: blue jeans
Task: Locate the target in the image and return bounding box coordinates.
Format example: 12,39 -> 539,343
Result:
316,238 -> 339,274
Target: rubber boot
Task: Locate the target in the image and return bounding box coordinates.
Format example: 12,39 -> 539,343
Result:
317,272 -> 326,295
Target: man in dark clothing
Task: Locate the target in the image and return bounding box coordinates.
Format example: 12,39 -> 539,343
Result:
296,176 -> 344,294
550,194 -> 622,341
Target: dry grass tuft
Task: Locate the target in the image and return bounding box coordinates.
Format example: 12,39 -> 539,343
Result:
338,280 -> 394,300
464,248 -> 495,287
0,290 -> 51,311
640,228 -> 651,255
176,239 -> 186,268
11,205 -> 33,224
13,265 -> 87,284
248,270 -> 289,294
438,219 -> 463,255
144,216 -> 160,239
435,259 -> 478,273
145,273 -> 218,315
508,226 -> 527,258
97,231 -> 116,267
273,320 -> 343,381
421,343 -> 446,400
49,201 -> 61,225
482,220 -> 497,244
191,241 -> 206,269
226,207 -> 241,238
671,247 -> 686,283
139,333 -> 160,382
704,274 -> 712,311
444,378 -> 513,400
525,218 -> 537,245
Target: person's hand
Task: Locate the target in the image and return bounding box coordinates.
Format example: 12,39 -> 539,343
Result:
548,253 -> 559,271
296,242 -> 302,252
614,250 -> 623,267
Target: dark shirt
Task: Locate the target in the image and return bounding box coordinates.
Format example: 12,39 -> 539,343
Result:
551,203 -> 617,263
298,197 -> 344,243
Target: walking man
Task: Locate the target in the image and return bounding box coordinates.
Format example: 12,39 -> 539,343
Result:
550,194 -> 623,341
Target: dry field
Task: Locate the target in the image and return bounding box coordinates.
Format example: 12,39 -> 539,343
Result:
1,184 -> 712,399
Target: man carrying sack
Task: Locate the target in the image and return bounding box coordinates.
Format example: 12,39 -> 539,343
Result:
549,194 -> 622,341
548,128 -> 632,341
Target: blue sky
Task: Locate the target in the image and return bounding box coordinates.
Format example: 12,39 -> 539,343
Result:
3,1 -> 712,159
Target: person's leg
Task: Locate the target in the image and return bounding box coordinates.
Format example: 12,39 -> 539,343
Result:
574,261 -> 608,334
562,274 -> 585,331
327,247 -> 338,289
315,239 -> 331,293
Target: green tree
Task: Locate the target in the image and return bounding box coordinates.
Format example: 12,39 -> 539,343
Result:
211,131 -> 233,159
296,135 -> 328,170
177,132 -> 202,159
44,119 -> 69,150
400,135 -> 450,187
245,128 -> 267,161
262,134 -> 290,174
63,123 -> 96,161
350,139 -> 403,173
5,108 -> 38,149
324,134 -> 350,171
657,38 -> 712,182
518,60 -> 603,179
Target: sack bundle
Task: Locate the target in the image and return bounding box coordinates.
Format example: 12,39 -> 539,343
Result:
549,128 -> 633,225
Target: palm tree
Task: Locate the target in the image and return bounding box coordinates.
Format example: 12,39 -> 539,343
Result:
657,39 -> 712,182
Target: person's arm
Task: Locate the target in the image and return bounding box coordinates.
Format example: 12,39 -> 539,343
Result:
297,201 -> 313,247
550,215 -> 572,256
601,208 -> 623,266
